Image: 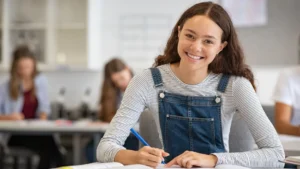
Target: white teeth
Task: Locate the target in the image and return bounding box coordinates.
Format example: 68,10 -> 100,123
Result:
187,53 -> 202,60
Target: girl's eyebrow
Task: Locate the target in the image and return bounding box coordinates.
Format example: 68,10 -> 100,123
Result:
185,29 -> 217,40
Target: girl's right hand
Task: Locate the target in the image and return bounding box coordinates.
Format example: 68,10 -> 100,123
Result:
8,113 -> 24,120
134,146 -> 169,168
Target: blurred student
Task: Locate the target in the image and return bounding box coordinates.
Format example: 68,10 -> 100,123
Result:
99,58 -> 134,122
85,58 -> 138,162
273,66 -> 300,136
0,45 -> 63,169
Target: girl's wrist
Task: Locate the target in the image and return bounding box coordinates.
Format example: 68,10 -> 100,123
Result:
210,154 -> 218,167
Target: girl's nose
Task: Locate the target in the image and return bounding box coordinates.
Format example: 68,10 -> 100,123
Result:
189,41 -> 202,53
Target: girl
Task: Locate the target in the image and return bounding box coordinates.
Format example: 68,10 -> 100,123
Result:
86,58 -> 138,162
97,2 -> 285,168
0,45 -> 63,169
99,58 -> 134,122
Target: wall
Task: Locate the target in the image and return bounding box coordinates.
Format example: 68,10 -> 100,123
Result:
237,0 -> 300,65
0,0 -> 299,109
100,0 -> 300,67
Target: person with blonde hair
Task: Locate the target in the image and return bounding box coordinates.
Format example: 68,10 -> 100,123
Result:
0,45 -> 63,169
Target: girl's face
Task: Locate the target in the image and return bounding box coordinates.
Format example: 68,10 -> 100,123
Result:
177,15 -> 227,71
17,57 -> 35,79
111,68 -> 132,91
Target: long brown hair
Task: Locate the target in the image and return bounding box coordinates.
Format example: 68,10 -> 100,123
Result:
9,45 -> 39,100
99,58 -> 133,122
154,2 -> 256,90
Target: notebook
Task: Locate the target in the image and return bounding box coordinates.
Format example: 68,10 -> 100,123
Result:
286,156 -> 300,163
56,162 -> 250,169
280,156 -> 300,166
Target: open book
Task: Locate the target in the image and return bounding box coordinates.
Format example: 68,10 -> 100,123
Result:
56,162 -> 250,169
280,156 -> 300,167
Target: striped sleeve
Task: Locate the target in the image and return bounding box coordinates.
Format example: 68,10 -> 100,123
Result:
213,77 -> 285,167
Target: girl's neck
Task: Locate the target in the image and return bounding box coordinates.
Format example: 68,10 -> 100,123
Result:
170,63 -> 209,85
21,78 -> 33,91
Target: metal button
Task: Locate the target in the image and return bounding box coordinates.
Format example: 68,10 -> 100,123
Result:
160,93 -> 165,98
215,97 -> 221,103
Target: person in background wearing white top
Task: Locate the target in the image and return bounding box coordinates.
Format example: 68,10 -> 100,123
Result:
97,1 -> 284,168
273,67 -> 300,136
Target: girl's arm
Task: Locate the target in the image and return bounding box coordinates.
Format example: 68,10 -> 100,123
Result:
213,77 -> 285,168
275,102 -> 300,136
35,74 -> 51,117
97,70 -> 152,162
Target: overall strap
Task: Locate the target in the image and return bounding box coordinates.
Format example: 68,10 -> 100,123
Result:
150,68 -> 163,88
217,74 -> 230,93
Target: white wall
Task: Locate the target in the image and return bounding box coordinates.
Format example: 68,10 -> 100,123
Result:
1,0 -> 299,108
100,0 -> 300,68
237,0 -> 300,66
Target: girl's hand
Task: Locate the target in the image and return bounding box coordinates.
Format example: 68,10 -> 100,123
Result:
165,151 -> 218,168
134,146 -> 169,168
39,113 -> 48,120
8,113 -> 24,120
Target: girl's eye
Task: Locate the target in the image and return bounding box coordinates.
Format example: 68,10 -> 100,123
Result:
185,34 -> 195,40
204,40 -> 214,44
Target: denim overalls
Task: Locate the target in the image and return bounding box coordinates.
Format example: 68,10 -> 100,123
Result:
150,68 -> 229,162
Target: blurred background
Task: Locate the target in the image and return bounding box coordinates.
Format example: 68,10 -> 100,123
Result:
0,0 -> 299,168
0,0 -> 299,108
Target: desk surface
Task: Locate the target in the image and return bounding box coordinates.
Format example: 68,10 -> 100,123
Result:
0,120 -> 139,134
278,134 -> 300,153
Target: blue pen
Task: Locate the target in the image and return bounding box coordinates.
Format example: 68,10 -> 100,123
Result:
130,128 -> 165,164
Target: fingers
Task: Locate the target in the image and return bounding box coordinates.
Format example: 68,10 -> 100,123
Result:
162,151 -> 170,157
181,156 -> 194,168
186,160 -> 201,169
141,159 -> 160,168
165,151 -> 194,168
165,152 -> 185,167
139,146 -> 169,167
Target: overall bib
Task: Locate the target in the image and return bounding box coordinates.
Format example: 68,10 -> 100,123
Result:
150,68 -> 229,162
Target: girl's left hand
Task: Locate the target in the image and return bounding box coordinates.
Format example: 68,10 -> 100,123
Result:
39,113 -> 48,120
165,151 -> 218,168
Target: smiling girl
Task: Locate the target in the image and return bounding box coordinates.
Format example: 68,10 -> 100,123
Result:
97,2 -> 284,168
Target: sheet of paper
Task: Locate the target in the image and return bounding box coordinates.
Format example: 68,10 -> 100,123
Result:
216,164 -> 250,169
156,164 -> 213,169
70,162 -> 123,169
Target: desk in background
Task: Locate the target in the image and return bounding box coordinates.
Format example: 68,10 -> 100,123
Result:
279,134 -> 300,156
0,120 -> 139,165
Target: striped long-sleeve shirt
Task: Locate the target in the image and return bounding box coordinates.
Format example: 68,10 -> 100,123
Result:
97,64 -> 285,168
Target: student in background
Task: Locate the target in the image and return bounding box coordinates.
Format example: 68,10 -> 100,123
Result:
99,58 -> 134,122
273,67 -> 300,136
85,58 -> 138,162
97,2 -> 284,168
0,45 -> 63,169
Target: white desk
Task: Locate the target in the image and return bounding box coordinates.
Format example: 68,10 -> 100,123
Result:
279,134 -> 300,156
0,120 -> 139,165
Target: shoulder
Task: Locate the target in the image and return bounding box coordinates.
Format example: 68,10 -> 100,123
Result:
0,80 -> 9,95
34,73 -> 48,91
129,65 -> 171,90
229,75 -> 255,92
279,66 -> 300,83
131,68 -> 154,87
34,73 -> 48,86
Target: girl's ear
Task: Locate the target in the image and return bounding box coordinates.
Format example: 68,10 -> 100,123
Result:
219,41 -> 228,53
178,26 -> 181,37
